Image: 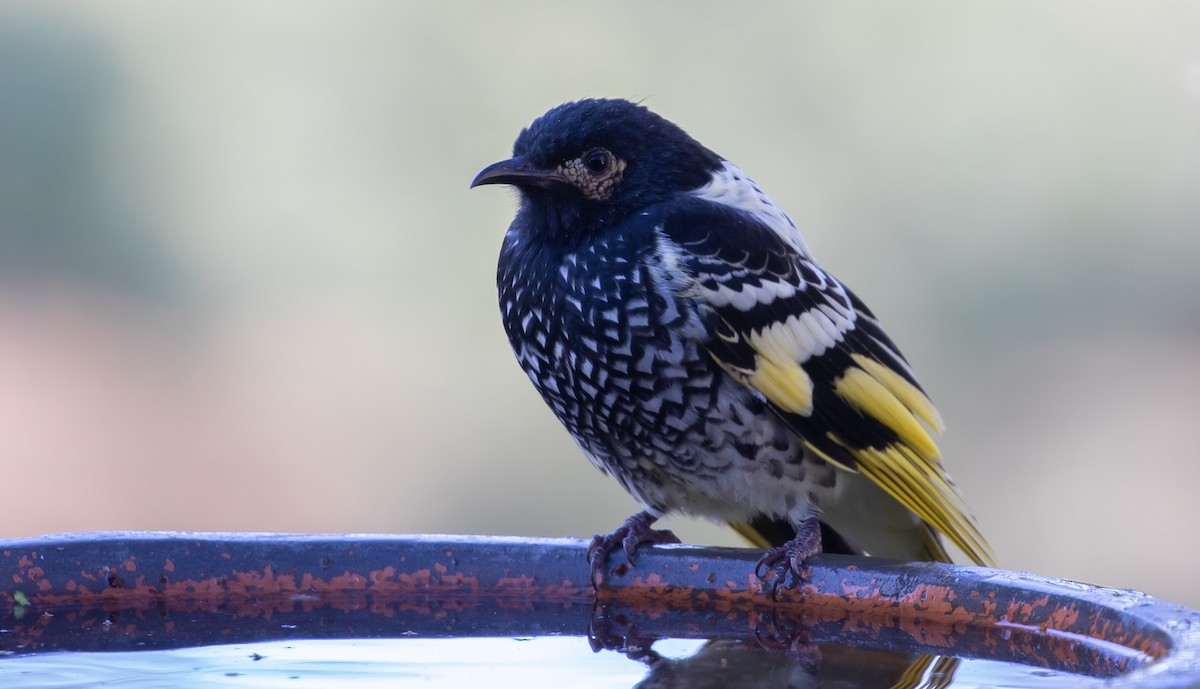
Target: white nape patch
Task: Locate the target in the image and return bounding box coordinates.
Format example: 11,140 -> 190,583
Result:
691,161 -> 815,259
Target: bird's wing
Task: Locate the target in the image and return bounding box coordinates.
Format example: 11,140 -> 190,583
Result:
659,199 -> 995,566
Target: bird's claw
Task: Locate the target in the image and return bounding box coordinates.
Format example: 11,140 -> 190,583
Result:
754,516 -> 822,598
587,609 -> 664,662
754,618 -> 823,670
587,510 -> 680,585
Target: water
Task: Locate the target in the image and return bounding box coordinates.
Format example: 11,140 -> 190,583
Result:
0,636 -> 1113,688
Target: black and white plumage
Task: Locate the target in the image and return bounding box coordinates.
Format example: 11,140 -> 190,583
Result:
473,98 -> 993,583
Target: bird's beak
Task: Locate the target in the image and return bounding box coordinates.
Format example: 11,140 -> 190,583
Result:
470,156 -> 569,190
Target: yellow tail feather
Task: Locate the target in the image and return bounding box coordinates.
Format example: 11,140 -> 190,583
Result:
829,357 -> 996,567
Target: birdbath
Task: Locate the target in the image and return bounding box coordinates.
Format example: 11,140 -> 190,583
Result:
1,532 -> 1197,687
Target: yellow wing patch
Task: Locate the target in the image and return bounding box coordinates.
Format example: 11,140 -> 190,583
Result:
834,366 -> 939,461
711,322 -> 816,416
827,357 -> 995,566
851,354 -> 944,433
747,356 -> 813,416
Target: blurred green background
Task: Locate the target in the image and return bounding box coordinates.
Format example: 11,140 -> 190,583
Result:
1,2 -> 1198,608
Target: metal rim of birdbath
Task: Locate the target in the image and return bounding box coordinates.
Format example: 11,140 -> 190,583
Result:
1,531 -> 1197,687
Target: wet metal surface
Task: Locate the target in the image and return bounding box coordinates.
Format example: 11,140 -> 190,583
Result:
1,532 -> 1198,687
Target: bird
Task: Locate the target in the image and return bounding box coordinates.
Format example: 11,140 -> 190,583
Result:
471,98 -> 994,588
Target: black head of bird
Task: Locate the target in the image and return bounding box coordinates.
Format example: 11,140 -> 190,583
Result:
471,98 -> 724,242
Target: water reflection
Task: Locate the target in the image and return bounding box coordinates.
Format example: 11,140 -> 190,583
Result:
629,640 -> 1118,689
0,636 -> 1107,689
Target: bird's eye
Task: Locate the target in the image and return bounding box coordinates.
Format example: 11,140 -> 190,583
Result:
583,149 -> 611,175
558,148 -> 624,200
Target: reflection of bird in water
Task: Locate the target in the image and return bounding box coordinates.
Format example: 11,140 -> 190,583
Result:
629,640 -> 958,689
631,641 -> 814,689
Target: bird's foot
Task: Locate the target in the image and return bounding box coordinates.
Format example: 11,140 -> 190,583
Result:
587,609 -> 663,663
754,516 -> 822,597
587,510 -> 680,586
754,618 -> 823,671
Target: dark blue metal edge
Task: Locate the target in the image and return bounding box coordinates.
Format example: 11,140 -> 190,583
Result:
0,532 -> 1196,687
